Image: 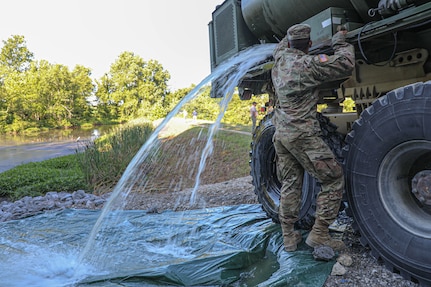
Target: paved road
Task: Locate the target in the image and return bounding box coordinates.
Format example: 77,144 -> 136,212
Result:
0,140 -> 84,173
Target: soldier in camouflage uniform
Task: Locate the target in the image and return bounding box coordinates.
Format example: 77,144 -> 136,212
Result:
271,24 -> 355,252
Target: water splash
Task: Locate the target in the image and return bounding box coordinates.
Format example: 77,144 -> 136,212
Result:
77,43 -> 276,273
0,247 -> 97,287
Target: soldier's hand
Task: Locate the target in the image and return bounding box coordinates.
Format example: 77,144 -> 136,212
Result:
337,25 -> 347,33
332,27 -> 347,48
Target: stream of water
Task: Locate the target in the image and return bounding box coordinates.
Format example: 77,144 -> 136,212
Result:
0,43 -> 333,286
77,43 -> 277,265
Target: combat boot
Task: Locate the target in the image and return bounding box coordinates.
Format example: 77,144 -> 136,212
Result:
283,230 -> 302,251
305,219 -> 345,251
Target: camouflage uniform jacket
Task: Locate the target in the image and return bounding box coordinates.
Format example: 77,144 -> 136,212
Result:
271,33 -> 355,140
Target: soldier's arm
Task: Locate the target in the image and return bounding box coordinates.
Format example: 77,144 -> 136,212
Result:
309,31 -> 355,81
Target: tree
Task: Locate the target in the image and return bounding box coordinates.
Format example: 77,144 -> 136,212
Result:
163,86 -> 194,118
69,65 -> 94,124
209,89 -> 268,126
32,62 -> 93,127
183,85 -> 220,121
0,35 -> 33,72
96,52 -> 170,121
0,35 -> 34,132
0,59 -> 94,132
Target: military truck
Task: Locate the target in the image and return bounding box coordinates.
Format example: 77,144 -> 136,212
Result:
208,0 -> 431,285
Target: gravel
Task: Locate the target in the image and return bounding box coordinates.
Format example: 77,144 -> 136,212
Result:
0,175 -> 420,287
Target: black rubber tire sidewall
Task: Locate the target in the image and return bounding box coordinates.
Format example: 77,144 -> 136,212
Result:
344,82 -> 431,283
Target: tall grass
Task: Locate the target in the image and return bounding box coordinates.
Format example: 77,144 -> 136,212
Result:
75,123 -> 154,193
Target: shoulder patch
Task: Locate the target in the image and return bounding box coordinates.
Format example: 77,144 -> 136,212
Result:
318,54 -> 329,63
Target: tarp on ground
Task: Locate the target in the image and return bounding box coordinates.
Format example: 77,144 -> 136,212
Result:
0,204 -> 334,287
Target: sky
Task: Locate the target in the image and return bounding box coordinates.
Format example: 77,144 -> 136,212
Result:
0,0 -> 223,90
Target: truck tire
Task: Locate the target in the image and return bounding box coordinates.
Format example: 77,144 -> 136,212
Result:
250,112 -> 344,230
344,81 -> 431,286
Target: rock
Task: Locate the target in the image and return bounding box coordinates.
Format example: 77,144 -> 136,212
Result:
94,199 -> 105,207
337,254 -> 353,267
60,193 -> 73,201
0,190 -> 107,222
72,190 -> 86,200
146,207 -> 159,214
313,245 -> 335,261
45,192 -> 59,201
85,200 -> 95,209
331,262 -> 347,276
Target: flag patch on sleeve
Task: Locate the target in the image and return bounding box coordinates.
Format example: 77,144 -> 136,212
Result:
318,54 -> 329,63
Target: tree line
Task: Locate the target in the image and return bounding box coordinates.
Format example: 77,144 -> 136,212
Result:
0,35 -> 268,134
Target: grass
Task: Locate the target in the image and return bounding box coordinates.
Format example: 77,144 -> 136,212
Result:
0,155 -> 88,200
0,122 -> 253,200
141,126 -> 252,193
220,123 -> 251,133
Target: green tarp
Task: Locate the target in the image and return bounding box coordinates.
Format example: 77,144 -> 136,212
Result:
0,204 -> 334,286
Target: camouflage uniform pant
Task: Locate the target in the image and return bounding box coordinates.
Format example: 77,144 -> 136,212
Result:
273,130 -> 344,228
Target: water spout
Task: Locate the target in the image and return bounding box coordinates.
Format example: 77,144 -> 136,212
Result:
77,43 -> 276,270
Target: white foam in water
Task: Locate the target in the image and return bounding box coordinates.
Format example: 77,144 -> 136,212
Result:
0,245 -> 101,287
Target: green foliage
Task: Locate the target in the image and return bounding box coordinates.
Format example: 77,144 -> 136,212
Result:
0,155 -> 87,200
0,36 -> 173,133
95,52 -> 171,122
342,97 -> 356,112
0,35 -> 33,72
182,86 -> 221,121
0,34 -> 281,134
223,93 -> 269,125
163,86 -> 192,115
0,52 -> 95,132
165,85 -> 269,127
75,122 -> 154,192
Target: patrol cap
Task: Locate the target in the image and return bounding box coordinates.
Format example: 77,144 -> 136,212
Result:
287,24 -> 311,41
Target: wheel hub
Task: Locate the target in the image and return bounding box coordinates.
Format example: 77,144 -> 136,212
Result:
378,140 -> 431,237
412,170 -> 431,206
